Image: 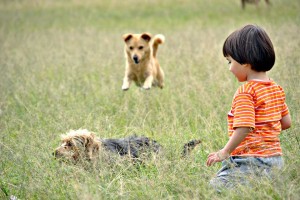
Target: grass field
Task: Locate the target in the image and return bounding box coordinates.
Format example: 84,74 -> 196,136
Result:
1,0 -> 299,199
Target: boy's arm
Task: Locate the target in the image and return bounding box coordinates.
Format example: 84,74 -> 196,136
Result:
206,127 -> 251,167
281,114 -> 291,130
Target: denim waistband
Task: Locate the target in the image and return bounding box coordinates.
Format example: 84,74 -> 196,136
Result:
226,156 -> 284,168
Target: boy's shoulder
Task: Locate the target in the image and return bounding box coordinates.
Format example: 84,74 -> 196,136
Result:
236,81 -> 257,95
236,79 -> 283,95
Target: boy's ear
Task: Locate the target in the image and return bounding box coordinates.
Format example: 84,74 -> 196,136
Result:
123,33 -> 133,42
141,33 -> 152,42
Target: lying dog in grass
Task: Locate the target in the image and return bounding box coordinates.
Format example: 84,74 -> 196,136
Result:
53,129 -> 201,165
122,33 -> 165,90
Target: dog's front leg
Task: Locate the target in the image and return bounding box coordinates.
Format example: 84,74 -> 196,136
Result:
143,74 -> 153,90
122,75 -> 132,91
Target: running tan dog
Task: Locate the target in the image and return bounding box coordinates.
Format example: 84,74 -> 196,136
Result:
53,129 -> 201,165
122,33 -> 165,90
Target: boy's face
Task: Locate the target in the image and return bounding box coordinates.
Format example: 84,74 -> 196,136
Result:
226,56 -> 249,82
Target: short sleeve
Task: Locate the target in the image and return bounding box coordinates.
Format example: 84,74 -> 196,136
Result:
232,93 -> 255,129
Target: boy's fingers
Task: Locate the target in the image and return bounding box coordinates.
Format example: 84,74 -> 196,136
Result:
206,153 -> 222,166
206,160 -> 210,166
206,157 -> 215,166
206,153 -> 215,166
207,152 -> 217,158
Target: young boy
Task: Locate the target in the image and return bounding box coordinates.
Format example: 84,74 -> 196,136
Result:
206,24 -> 292,190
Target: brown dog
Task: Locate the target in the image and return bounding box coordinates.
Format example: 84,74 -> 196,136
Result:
122,33 -> 165,90
53,129 -> 201,165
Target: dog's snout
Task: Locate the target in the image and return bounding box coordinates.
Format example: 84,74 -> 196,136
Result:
53,149 -> 61,158
133,55 -> 139,64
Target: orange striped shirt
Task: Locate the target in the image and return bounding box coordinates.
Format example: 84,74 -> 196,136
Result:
228,79 -> 289,157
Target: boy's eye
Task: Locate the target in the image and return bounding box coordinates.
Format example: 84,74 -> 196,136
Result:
138,46 -> 143,50
129,46 -> 133,50
227,61 -> 231,65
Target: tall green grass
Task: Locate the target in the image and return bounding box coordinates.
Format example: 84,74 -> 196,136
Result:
1,0 -> 299,199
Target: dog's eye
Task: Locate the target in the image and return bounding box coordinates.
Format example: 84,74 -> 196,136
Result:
129,46 -> 134,50
66,142 -> 72,146
138,46 -> 143,50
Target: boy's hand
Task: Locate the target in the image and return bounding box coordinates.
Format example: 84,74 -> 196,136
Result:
206,127 -> 251,166
206,149 -> 229,166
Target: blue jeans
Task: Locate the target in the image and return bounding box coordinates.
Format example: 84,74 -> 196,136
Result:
209,156 -> 284,191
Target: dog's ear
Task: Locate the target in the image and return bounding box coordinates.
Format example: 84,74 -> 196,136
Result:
84,133 -> 96,148
123,33 -> 133,43
60,134 -> 69,141
141,33 -> 152,42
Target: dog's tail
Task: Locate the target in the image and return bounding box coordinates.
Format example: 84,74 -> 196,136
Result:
181,139 -> 202,157
152,34 -> 165,58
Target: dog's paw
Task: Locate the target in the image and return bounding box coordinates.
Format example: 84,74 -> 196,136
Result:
142,86 -> 151,90
142,82 -> 152,90
122,85 -> 130,91
158,84 -> 164,89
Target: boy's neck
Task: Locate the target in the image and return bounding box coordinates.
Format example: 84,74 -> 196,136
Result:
247,71 -> 269,82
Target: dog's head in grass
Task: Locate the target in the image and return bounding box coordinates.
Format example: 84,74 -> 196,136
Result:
53,129 -> 100,164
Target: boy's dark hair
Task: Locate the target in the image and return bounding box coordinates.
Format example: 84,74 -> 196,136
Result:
223,24 -> 275,72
